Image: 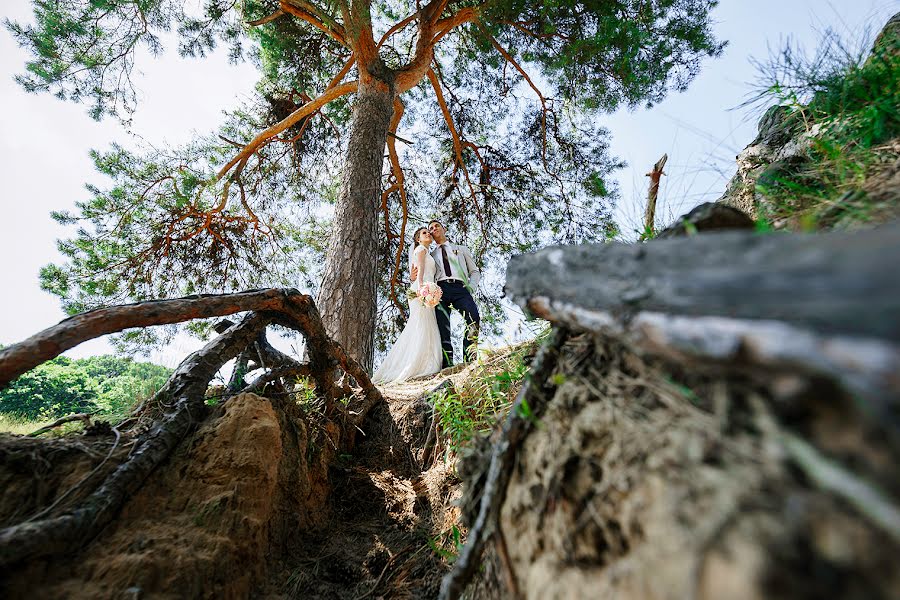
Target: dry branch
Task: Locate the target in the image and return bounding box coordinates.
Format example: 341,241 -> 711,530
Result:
643,153 -> 667,238
28,413 -> 94,437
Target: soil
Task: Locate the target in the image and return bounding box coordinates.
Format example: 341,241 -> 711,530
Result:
4,335 -> 896,599
0,370 -> 468,600
456,333 -> 900,600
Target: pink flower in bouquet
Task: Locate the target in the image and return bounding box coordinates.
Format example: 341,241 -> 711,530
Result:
417,282 -> 442,308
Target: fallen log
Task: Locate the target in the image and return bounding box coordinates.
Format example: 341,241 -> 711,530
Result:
505,223 -> 900,417
463,223 -> 900,599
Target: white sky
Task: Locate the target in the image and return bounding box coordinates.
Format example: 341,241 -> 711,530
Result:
1,0 -> 897,365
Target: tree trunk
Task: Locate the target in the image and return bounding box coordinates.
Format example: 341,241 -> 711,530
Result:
317,76 -> 396,373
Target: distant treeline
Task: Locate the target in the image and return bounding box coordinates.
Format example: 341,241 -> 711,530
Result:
0,353 -> 170,421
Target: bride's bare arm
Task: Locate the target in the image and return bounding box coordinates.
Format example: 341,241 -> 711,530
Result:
415,247 -> 427,288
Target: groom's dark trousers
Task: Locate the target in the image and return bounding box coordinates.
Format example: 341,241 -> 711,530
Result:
435,281 -> 480,368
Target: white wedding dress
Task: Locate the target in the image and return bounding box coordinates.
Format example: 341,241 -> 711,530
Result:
373,246 -> 442,383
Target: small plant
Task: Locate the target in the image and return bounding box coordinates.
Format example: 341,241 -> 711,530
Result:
638,223 -> 656,241
427,525 -> 464,563
432,333 -> 543,452
292,376 -> 324,414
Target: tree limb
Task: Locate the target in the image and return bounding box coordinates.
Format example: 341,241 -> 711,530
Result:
217,81 -> 357,179
432,7 -> 479,45
280,0 -> 348,46
477,25 -> 550,169
247,8 -> 285,27
384,97 -> 409,314
426,67 -> 488,238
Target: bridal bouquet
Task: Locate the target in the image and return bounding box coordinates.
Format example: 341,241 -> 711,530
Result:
414,282 -> 442,308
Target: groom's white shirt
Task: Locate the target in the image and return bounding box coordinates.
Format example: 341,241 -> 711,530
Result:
431,241 -> 480,290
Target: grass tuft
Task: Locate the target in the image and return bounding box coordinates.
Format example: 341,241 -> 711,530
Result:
748,24 -> 900,230
433,328 -> 548,453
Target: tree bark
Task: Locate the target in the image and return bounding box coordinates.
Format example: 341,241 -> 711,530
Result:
504,223 -> 900,432
317,75 -> 396,373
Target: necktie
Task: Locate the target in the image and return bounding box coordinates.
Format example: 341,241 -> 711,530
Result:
441,245 -> 453,279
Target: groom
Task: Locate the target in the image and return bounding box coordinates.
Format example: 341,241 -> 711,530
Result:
412,220 -> 481,368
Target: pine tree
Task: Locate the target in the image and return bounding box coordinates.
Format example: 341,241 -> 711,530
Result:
9,0 -> 725,371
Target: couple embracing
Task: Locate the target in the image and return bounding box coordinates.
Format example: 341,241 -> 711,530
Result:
373,220 -> 480,384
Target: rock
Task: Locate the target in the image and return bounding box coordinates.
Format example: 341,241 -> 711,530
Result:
870,11 -> 899,60
717,11 -> 900,222
715,104 -> 813,218
656,203 -> 754,238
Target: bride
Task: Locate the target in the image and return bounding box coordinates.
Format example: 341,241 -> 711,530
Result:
372,227 -> 443,383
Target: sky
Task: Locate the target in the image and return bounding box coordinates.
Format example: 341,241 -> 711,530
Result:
1,0 -> 897,366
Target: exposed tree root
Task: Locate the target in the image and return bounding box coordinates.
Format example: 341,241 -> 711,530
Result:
27,413 -> 94,437
0,289 -> 383,569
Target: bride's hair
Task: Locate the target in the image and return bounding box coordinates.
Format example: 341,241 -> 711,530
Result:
412,227 -> 429,248
409,227 -> 429,269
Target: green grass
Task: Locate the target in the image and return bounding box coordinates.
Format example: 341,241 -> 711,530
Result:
0,413 -> 79,436
750,26 -> 900,230
433,329 -> 548,453
427,524 -> 464,564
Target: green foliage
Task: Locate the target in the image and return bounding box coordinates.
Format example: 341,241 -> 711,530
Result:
481,0 -> 726,110
749,24 -> 900,230
0,355 -> 170,422
291,376 -> 323,413
428,524 -> 464,564
432,334 -> 541,452
10,0 -> 725,352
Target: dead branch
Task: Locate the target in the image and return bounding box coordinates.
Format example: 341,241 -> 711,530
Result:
28,413 -> 94,437
780,431 -> 900,544
643,153 -> 667,239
